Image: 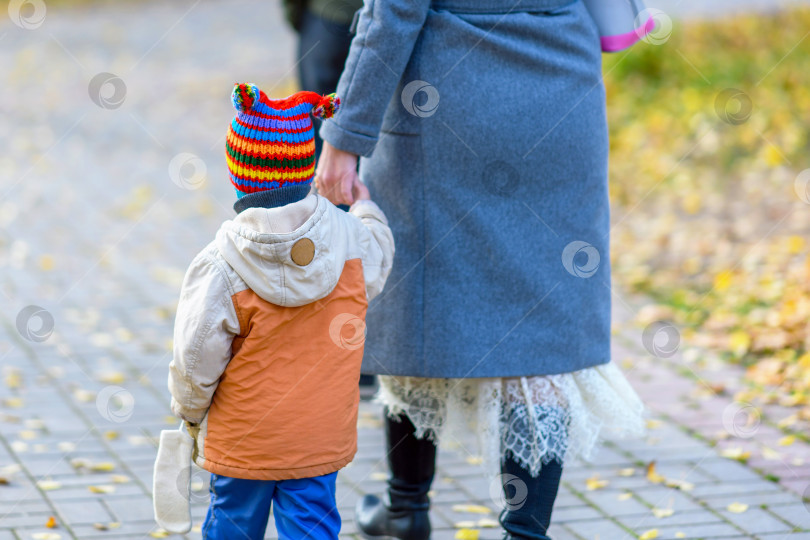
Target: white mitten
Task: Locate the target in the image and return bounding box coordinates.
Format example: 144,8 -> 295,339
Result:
153,422 -> 194,534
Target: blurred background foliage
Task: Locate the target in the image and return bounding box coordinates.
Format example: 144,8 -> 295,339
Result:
605,9 -> 810,422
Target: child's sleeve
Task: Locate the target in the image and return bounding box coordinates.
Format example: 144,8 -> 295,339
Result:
582,0 -> 655,52
168,252 -> 240,424
348,199 -> 395,301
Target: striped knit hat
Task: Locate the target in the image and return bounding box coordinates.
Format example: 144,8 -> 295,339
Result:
226,83 -> 340,212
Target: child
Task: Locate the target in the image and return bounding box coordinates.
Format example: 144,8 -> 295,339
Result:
167,83 -> 395,539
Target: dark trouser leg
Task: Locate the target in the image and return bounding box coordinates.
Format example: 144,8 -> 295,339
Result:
355,409 -> 436,539
296,8 -> 355,161
499,456 -> 563,540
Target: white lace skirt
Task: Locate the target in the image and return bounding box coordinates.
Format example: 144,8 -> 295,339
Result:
377,362 -> 645,477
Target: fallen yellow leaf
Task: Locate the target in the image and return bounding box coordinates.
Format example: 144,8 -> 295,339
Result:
39,255 -> 55,271
646,462 -> 666,484
45,515 -> 57,528
788,234 -> 804,255
37,480 -> 62,491
455,529 -> 479,540
618,468 -> 636,477
729,331 -> 751,355
720,447 -> 751,461
675,533 -> 686,538
777,415 -> 798,429
585,475 -> 609,491
88,485 -> 115,494
664,479 -> 695,492
618,492 -> 634,501
4,397 -> 24,408
451,504 -> 492,514
652,507 -> 674,518
778,435 -> 796,446
714,270 -> 733,292
97,372 -> 126,385
477,518 -> 498,528
4,370 -> 22,389
682,192 -> 702,214
727,502 -> 749,513
90,462 -> 115,472
639,528 -> 659,539
73,390 -> 95,403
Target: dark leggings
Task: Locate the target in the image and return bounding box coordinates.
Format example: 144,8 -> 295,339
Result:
499,454 -> 563,540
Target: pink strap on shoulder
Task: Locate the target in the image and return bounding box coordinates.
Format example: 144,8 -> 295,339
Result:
600,15 -> 655,52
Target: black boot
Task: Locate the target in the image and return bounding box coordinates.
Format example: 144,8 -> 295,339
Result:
499,455 -> 563,540
356,409 -> 436,540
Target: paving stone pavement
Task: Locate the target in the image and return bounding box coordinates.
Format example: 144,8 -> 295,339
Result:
1,1 -> 809,539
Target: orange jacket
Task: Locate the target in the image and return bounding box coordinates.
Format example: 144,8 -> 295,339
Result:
168,194 -> 394,480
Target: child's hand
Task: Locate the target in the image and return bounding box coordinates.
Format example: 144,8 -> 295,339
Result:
352,178 -> 371,201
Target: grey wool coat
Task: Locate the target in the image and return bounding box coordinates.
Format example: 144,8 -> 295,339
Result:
321,0 -> 613,378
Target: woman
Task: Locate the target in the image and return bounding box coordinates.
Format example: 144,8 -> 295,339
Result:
315,1 -> 653,538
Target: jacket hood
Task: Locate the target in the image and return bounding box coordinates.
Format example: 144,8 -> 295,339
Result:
215,194 -> 347,307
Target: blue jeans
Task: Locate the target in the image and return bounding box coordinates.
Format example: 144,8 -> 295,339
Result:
202,472 -> 340,540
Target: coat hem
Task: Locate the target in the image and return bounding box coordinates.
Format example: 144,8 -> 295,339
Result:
195,451 -> 356,481
361,355 -> 612,378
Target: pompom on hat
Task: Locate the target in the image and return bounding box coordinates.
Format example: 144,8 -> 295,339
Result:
226,83 -> 340,212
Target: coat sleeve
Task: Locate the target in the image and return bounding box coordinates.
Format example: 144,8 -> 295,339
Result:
319,0 -> 432,157
168,251 -> 241,424
349,199 -> 395,301
582,0 -> 654,52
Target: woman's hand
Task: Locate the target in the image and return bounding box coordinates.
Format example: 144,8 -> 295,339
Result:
315,141 -> 359,206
